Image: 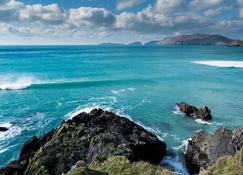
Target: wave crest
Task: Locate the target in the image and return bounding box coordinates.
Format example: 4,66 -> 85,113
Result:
0,75 -> 38,90
193,60 -> 243,68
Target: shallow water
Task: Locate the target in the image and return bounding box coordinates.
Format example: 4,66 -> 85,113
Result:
0,45 -> 243,173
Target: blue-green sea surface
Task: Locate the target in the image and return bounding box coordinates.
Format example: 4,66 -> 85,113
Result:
0,45 -> 243,174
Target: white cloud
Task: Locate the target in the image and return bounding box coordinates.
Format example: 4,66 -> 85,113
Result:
155,0 -> 183,12
204,8 -> 222,16
68,7 -> 115,28
190,0 -> 223,10
0,0 -> 242,44
240,8 -> 243,18
238,0 -> 243,5
117,0 -> 144,11
19,4 -> 66,24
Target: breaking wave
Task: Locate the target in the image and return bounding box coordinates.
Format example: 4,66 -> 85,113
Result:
0,122 -> 22,141
193,60 -> 243,68
0,76 -> 149,90
0,75 -> 38,90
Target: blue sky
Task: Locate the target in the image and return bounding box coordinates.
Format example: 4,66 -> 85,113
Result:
20,0 -> 156,13
0,0 -> 242,44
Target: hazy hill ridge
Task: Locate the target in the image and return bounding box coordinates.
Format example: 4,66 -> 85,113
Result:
145,33 -> 243,47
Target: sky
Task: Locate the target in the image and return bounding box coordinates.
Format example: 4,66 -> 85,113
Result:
0,0 -> 243,45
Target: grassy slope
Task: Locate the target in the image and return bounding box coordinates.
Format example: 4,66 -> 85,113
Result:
67,156 -> 173,175
200,148 -> 243,175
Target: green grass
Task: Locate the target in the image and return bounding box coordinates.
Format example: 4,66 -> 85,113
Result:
200,148 -> 243,175
89,156 -> 173,175
67,156 -> 173,175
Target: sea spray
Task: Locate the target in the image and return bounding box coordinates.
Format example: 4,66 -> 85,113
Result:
193,60 -> 243,68
0,75 -> 38,90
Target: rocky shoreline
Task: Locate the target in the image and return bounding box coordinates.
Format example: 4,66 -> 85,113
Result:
185,127 -> 243,174
0,107 -> 242,175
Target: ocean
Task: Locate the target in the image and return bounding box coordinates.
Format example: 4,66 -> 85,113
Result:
0,45 -> 243,174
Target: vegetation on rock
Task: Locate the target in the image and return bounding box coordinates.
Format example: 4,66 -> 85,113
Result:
0,109 -> 166,175
200,148 -> 243,175
67,156 -> 173,175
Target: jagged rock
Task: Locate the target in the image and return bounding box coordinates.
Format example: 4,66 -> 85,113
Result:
185,127 -> 243,175
195,106 -> 212,121
176,102 -> 198,116
200,148 -> 243,175
0,127 -> 9,132
0,160 -> 24,175
230,40 -> 243,47
176,102 -> 212,121
0,108 -> 166,175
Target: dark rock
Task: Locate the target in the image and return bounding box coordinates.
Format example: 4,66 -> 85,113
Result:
176,102 -> 212,121
230,40 -> 243,47
185,127 -> 243,174
0,160 -> 24,175
0,128 -> 55,175
0,108 -> 166,175
176,102 -> 198,116
0,127 -> 9,132
195,106 -> 212,121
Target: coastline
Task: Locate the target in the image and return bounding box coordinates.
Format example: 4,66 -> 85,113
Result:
0,107 -> 242,175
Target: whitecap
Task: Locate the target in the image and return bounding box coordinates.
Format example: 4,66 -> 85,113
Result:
135,121 -> 167,141
111,89 -> 126,94
173,105 -> 184,115
111,87 -> 136,95
0,75 -> 39,90
127,87 -> 136,91
0,147 -> 8,154
65,105 -> 112,119
174,138 -> 192,152
89,96 -> 118,104
0,122 -> 12,128
193,60 -> 243,68
195,119 -> 213,125
0,122 -> 22,141
141,96 -> 151,104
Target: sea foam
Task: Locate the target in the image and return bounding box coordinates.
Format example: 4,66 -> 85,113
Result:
195,119 -> 213,125
0,75 -> 38,90
0,122 -> 22,141
162,154 -> 189,175
193,60 -> 243,68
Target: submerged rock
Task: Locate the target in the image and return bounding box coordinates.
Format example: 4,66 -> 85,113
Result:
185,127 -> 243,174
0,127 -> 9,132
0,108 -> 166,175
176,102 -> 212,121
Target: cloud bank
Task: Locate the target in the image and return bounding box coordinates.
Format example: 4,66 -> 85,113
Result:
0,0 -> 242,44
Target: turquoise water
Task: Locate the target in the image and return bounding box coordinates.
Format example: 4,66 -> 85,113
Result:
0,46 -> 243,172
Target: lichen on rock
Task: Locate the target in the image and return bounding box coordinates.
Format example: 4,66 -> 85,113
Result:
0,108 -> 167,175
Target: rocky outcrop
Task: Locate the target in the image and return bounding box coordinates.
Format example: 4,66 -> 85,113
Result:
0,108 -> 166,175
176,102 -> 212,121
230,40 -> 243,47
185,127 -> 243,174
200,147 -> 243,175
0,127 -> 9,132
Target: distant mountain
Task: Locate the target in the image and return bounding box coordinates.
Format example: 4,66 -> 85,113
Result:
98,34 -> 243,47
128,41 -> 143,46
144,34 -> 243,47
98,42 -> 125,46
